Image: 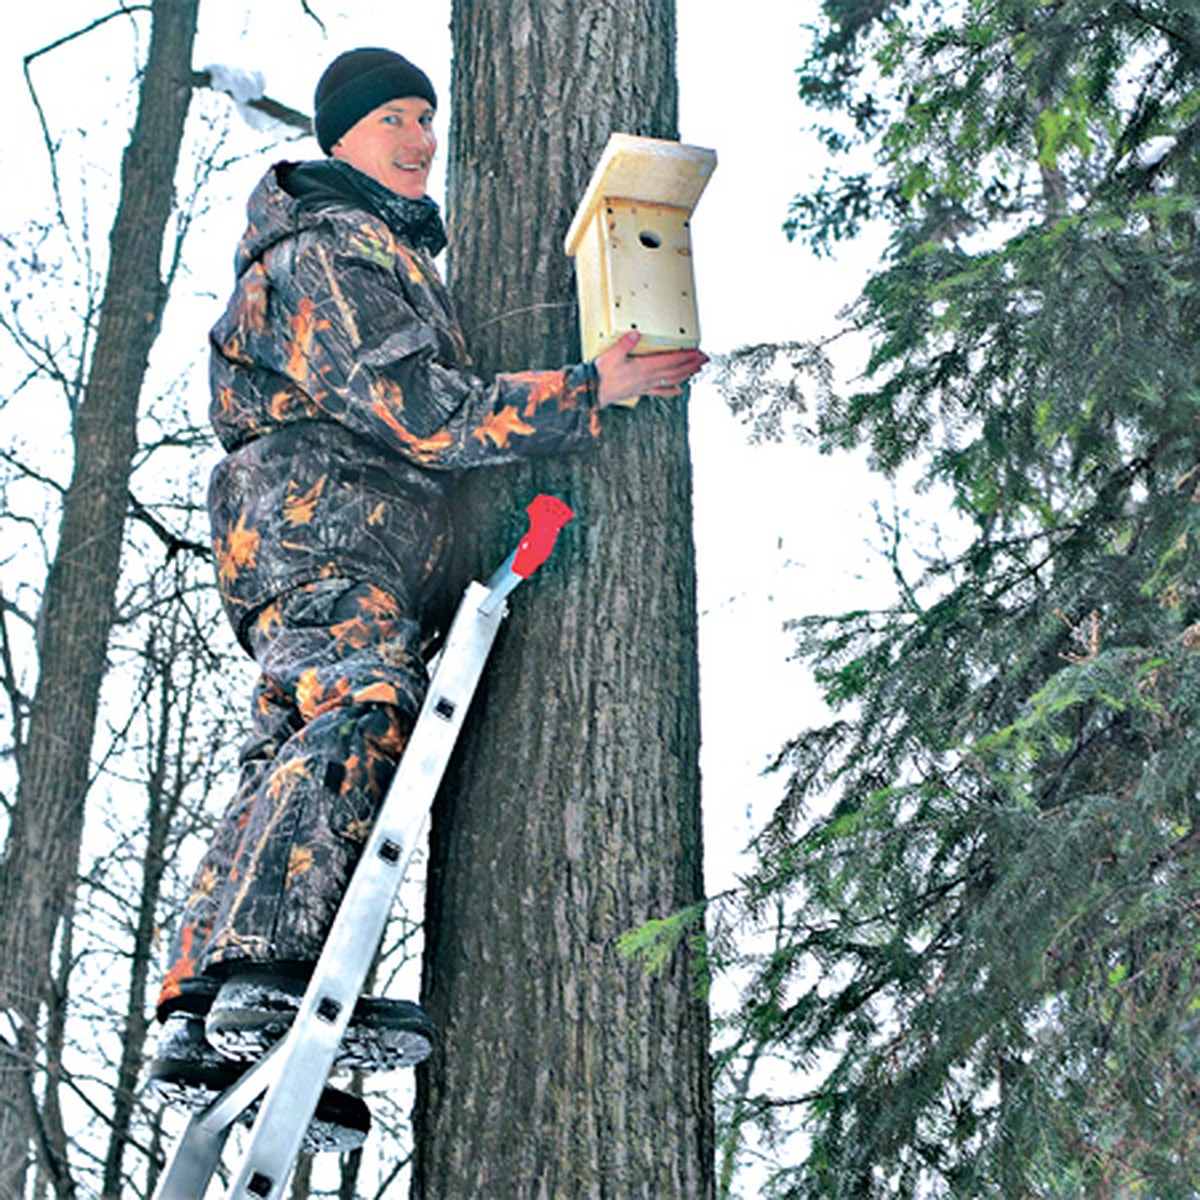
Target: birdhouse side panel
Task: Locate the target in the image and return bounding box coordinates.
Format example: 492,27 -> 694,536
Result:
574,209 -> 617,361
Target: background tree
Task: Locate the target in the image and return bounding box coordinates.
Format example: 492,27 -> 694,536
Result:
0,2 -> 201,1190
413,0 -> 714,1195
719,1 -> 1200,1195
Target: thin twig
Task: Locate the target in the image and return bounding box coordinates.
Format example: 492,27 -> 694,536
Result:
22,6 -> 152,223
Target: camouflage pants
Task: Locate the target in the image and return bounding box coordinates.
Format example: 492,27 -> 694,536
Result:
157,578 -> 427,1016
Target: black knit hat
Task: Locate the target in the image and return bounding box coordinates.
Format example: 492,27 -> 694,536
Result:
313,48 -> 437,155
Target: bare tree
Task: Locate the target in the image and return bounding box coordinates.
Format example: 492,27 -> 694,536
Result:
413,1 -> 714,1194
97,558 -> 243,1198
0,2 -> 200,1190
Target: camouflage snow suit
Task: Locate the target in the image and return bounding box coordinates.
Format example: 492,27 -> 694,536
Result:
158,159 -> 602,1017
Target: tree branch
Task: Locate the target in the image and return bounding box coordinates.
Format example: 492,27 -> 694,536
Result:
126,492 -> 210,562
23,6 -> 152,227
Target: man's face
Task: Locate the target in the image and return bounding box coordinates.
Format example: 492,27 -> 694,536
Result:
331,96 -> 437,199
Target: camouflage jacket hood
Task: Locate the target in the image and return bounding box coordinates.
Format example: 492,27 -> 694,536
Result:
207,161 -> 602,650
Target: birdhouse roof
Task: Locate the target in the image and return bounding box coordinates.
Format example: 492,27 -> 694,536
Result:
564,133 -> 717,256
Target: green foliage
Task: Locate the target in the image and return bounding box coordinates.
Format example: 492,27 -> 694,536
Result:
620,901 -> 712,995
725,1 -> 1200,1195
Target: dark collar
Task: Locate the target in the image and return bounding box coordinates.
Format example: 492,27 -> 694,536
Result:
279,158 -> 448,257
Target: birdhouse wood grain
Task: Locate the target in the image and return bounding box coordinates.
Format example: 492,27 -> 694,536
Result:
565,133 -> 717,359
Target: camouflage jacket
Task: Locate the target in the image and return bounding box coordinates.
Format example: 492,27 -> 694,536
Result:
208,161 -> 602,650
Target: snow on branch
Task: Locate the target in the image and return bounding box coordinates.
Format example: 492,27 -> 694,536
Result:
192,64 -> 311,136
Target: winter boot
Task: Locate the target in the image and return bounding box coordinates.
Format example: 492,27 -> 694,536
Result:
204,965 -> 436,1073
145,1012 -> 370,1154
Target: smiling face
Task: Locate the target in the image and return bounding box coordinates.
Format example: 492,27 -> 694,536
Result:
330,96 -> 437,199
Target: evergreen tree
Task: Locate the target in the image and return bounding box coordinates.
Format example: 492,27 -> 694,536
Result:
726,3 -> 1200,1195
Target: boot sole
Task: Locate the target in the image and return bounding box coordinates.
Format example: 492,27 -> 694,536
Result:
146,1059 -> 369,1154
208,1006 -> 435,1072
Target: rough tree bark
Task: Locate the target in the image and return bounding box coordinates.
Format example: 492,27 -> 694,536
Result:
413,2 -> 714,1196
0,2 -> 199,1193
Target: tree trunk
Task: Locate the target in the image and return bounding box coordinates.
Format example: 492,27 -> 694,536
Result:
413,2 -> 714,1196
0,2 -> 199,1192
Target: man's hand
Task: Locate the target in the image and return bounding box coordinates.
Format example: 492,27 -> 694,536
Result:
595,331 -> 709,408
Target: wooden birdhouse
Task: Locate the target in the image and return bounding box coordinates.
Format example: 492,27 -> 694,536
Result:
565,132 -> 717,359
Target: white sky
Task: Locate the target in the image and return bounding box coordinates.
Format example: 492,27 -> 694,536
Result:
2,1 -> 900,894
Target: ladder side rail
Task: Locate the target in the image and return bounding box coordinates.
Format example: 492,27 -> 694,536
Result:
151,1119 -> 229,1200
152,1044 -> 289,1199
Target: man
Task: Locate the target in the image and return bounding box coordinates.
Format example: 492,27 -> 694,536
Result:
146,47 -> 706,1150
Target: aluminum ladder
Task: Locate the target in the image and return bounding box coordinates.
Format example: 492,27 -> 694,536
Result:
151,494 -> 575,1200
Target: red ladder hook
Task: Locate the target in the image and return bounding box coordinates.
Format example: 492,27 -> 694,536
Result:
481,494 -> 575,613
